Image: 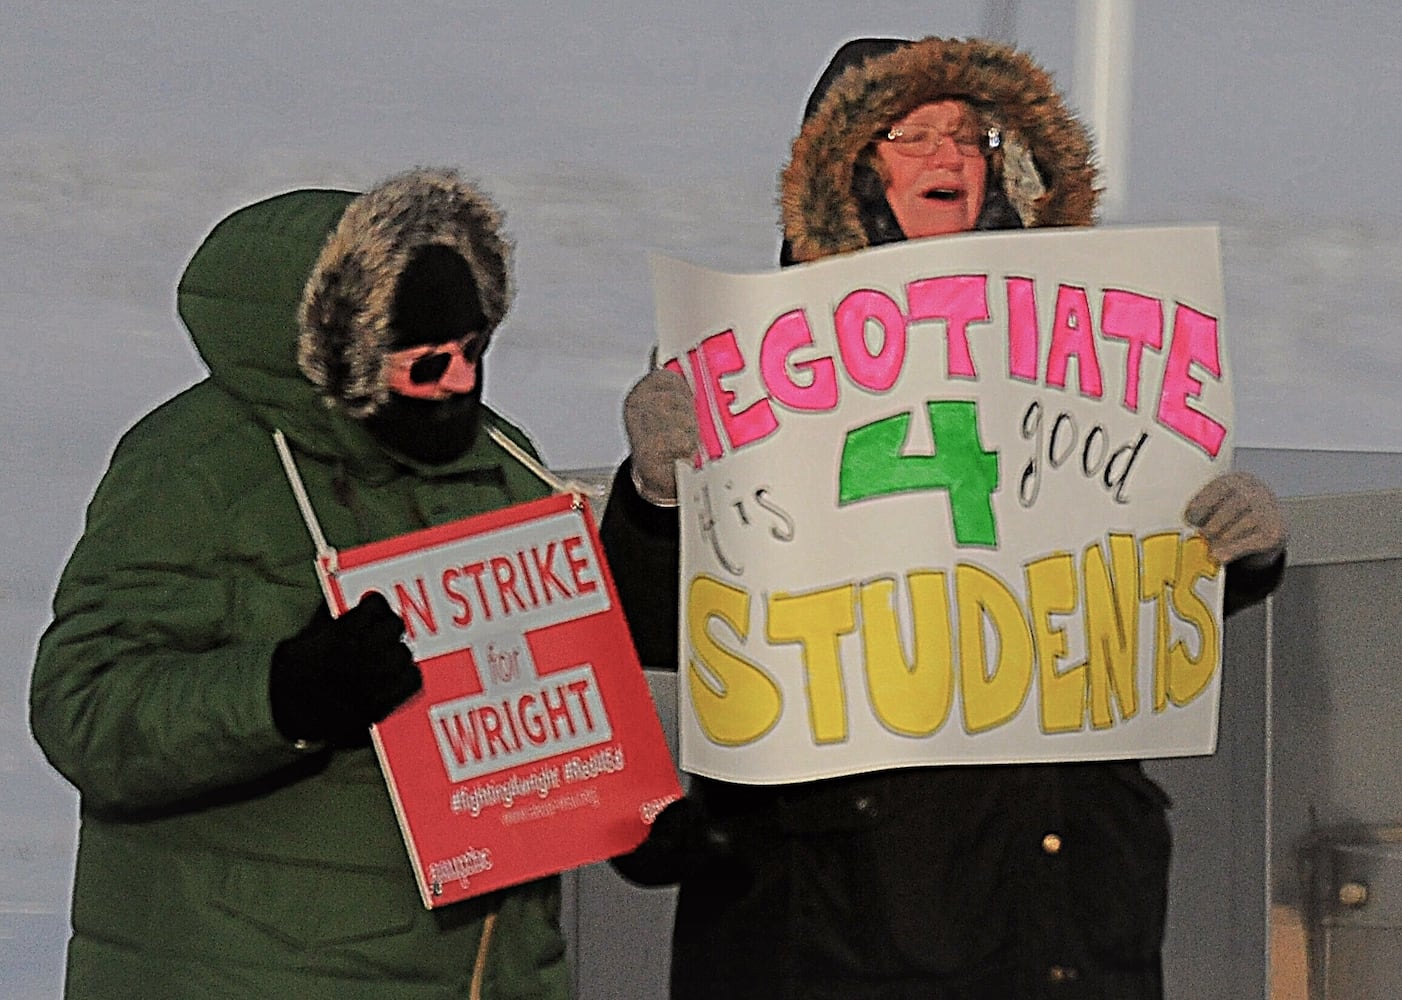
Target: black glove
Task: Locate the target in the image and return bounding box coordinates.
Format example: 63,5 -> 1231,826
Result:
611,796 -> 748,891
269,592 -> 423,747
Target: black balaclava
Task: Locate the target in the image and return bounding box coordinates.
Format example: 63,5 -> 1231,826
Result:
363,244 -> 488,465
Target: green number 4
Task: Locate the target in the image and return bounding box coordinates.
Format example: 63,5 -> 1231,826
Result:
838,400 -> 1000,547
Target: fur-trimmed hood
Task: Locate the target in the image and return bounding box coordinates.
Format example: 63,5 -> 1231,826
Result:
298,167 -> 513,418
175,168 -> 516,473
780,36 -> 1100,263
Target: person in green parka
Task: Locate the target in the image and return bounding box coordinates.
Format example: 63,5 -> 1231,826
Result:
30,167 -> 570,1000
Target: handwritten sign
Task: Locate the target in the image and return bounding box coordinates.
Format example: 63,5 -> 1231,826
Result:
319,493 -> 682,907
652,225 -> 1232,783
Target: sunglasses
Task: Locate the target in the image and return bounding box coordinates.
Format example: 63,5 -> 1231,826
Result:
385,334 -> 485,399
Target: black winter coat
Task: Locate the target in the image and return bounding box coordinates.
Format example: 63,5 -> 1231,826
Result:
603,35 -> 1285,1000
601,461 -> 1279,1000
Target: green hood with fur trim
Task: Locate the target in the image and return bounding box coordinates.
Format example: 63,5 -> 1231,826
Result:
179,169 -> 514,438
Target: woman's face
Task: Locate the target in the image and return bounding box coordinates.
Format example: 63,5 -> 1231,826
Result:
874,99 -> 988,238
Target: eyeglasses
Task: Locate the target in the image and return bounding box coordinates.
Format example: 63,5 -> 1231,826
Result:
385,333 -> 484,397
881,122 -> 1002,158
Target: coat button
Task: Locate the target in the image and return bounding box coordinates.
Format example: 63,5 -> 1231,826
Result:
1338,881 -> 1369,908
1047,965 -> 1080,983
853,795 -> 878,817
1041,832 -> 1063,855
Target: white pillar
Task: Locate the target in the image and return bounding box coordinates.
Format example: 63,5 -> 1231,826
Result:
1074,0 -> 1134,221
981,0 -> 1019,43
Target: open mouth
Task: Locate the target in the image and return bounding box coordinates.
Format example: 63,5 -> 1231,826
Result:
922,187 -> 965,202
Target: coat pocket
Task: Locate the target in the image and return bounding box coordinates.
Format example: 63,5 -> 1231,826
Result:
212,858 -> 418,951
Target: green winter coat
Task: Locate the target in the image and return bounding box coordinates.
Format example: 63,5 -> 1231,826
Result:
31,175 -> 569,999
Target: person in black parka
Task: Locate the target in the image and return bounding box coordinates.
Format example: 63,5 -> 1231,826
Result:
601,37 -> 1288,1000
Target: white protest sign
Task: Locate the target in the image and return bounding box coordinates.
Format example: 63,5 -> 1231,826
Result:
652,225 -> 1232,783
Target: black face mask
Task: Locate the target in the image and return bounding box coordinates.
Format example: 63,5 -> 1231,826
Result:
362,245 -> 490,465
363,363 -> 485,465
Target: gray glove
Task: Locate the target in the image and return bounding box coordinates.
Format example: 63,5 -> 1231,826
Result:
1184,471 -> 1288,566
623,368 -> 699,506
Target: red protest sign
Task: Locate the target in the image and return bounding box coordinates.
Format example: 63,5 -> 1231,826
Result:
317,492 -> 682,908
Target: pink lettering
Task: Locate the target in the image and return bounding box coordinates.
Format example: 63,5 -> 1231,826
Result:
1005,276 -> 1040,381
1046,284 -> 1104,399
699,329 -> 780,451
671,354 -> 723,464
1100,289 -> 1163,412
834,289 -> 906,392
906,274 -> 988,378
759,309 -> 839,411
1157,304 -> 1226,456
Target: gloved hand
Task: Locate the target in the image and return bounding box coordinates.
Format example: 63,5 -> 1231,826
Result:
269,592 -> 423,747
1184,471 -> 1288,566
623,368 -> 699,506
611,795 -> 748,890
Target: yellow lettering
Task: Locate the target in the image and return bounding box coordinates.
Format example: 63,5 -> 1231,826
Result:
955,564 -> 1034,733
1166,535 -> 1219,705
1026,552 -> 1082,733
767,584 -> 855,744
1139,531 -> 1181,712
859,572 -> 954,737
686,575 -> 782,745
687,530 -> 1221,754
1082,533 -> 1140,727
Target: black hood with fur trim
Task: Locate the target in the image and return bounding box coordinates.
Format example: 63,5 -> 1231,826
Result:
780,36 -> 1100,264
298,167 -> 513,419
